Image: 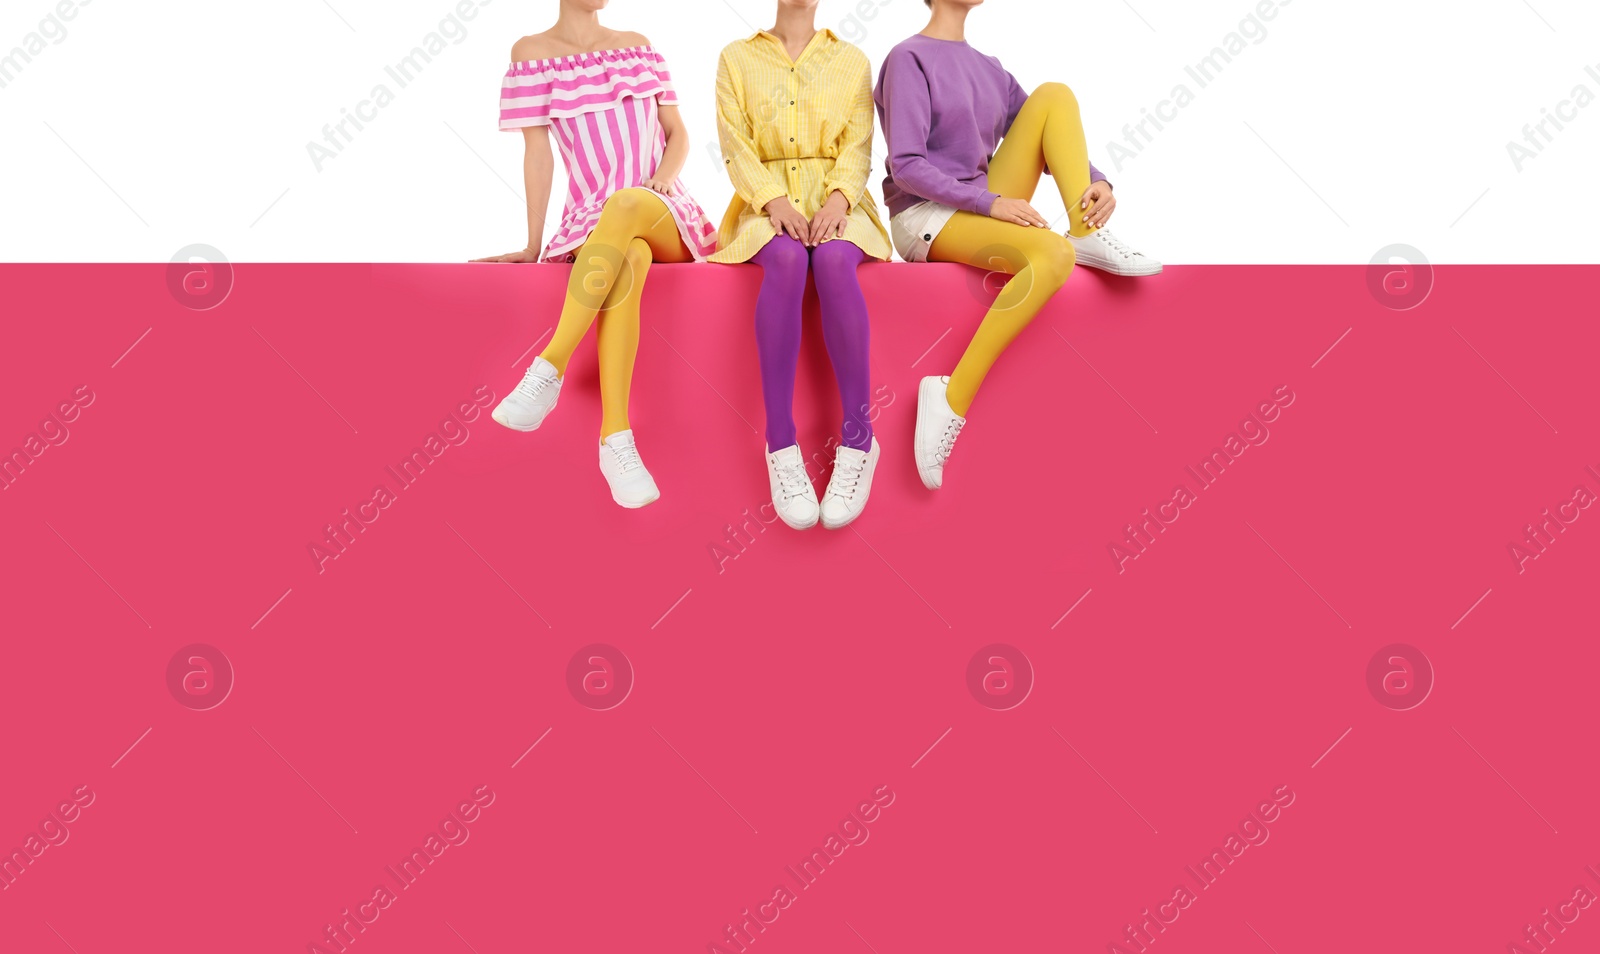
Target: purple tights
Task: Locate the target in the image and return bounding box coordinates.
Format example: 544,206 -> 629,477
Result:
750,236 -> 873,452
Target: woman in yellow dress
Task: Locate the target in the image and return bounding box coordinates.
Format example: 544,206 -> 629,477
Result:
712,0 -> 892,532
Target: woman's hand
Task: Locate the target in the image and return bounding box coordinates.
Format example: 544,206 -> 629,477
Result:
1079,181 -> 1116,230
472,247 -> 540,264
764,196 -> 810,243
988,197 -> 1051,228
808,191 -> 850,246
641,176 -> 678,195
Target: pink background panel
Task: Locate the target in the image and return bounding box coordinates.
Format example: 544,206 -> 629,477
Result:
0,262 -> 1596,954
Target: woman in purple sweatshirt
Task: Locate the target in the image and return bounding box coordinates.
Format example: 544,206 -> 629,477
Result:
875,0 -> 1161,492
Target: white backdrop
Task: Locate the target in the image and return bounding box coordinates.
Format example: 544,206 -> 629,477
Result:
0,0 -> 1595,263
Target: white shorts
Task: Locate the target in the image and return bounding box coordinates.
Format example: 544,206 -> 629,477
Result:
890,199 -> 962,263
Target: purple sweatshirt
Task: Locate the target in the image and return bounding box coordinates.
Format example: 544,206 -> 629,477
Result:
873,34 -> 1106,218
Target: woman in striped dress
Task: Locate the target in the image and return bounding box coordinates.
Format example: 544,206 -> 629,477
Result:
712,0 -> 892,531
477,1 -> 716,509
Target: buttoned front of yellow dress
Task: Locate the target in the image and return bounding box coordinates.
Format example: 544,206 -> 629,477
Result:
710,29 -> 893,264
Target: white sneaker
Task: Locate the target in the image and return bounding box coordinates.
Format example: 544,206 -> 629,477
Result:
766,445 -> 819,530
914,376 -> 966,491
598,430 -> 660,508
492,356 -> 562,431
821,439 -> 879,530
1069,229 -> 1163,277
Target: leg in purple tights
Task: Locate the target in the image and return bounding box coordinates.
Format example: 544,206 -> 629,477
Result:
750,236 -> 811,452
809,239 -> 873,451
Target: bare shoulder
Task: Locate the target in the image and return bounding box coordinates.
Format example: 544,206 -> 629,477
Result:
510,32 -> 562,63
612,30 -> 652,49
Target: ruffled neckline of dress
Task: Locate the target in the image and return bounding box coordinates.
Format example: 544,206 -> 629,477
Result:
506,45 -> 662,75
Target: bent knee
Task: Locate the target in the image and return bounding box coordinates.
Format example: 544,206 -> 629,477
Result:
620,238 -> 653,270
603,187 -> 663,220
1032,82 -> 1079,109
760,236 -> 811,274
811,240 -> 864,276
1028,235 -> 1076,287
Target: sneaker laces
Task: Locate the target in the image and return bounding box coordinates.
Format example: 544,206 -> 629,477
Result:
935,418 -> 964,464
772,456 -> 810,500
608,440 -> 644,475
830,452 -> 866,498
515,365 -> 557,400
1094,229 -> 1136,259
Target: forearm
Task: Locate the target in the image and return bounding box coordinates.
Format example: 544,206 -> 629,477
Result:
822,169 -> 867,210
656,128 -> 689,184
724,132 -> 784,207
522,153 -> 553,250
719,119 -> 785,208
805,190 -> 848,221
729,148 -> 784,208
891,156 -> 995,215
822,134 -> 871,209
823,81 -> 874,210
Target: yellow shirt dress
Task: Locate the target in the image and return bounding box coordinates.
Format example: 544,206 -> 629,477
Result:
710,29 -> 893,264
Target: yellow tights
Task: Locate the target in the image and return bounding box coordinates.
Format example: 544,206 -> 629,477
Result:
928,82 -> 1098,417
539,187 -> 693,438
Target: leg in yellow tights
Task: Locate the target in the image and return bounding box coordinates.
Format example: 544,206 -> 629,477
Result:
540,188 -> 692,437
594,239 -> 650,438
929,82 -> 1094,417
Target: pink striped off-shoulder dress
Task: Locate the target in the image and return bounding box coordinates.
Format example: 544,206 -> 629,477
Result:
499,46 -> 718,264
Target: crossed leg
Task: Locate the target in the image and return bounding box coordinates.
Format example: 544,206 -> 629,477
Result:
540,188 -> 694,436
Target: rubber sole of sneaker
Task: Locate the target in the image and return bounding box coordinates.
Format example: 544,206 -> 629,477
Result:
491,408 -> 542,432
611,489 -> 660,509
914,378 -> 944,491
